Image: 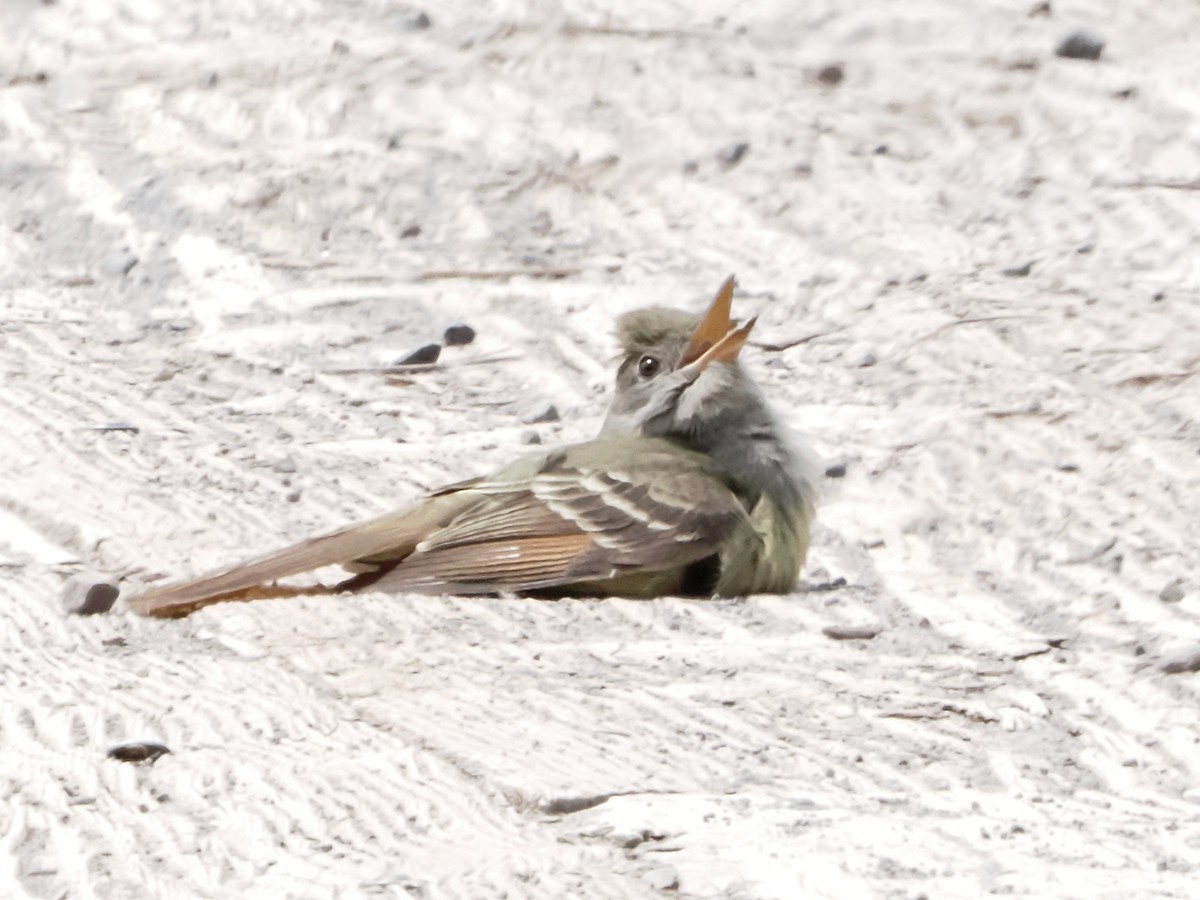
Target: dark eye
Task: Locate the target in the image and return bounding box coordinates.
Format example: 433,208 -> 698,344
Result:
637,355 -> 660,378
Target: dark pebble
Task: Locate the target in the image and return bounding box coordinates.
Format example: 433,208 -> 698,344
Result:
99,252 -> 138,277
823,625 -> 883,641
108,742 -> 171,764
400,223 -> 421,238
541,794 -> 610,815
815,64 -> 844,87
443,324 -> 476,346
521,430 -> 542,445
397,343 -> 441,365
406,11 -> 432,29
1159,580 -> 1185,604
1002,261 -> 1034,277
1162,649 -> 1200,675
61,575 -> 120,616
1028,1 -> 1051,16
524,404 -> 560,424
1055,29 -> 1104,61
717,142 -> 750,169
825,461 -> 848,479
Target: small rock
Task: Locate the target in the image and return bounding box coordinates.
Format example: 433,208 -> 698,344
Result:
286,489 -> 302,503
814,63 -> 844,87
682,160 -> 699,175
1028,1 -> 1051,16
824,461 -> 848,479
443,324 -> 476,346
541,794 -> 610,815
99,252 -> 138,277
1002,261 -> 1034,278
331,39 -> 350,55
823,625 -> 883,641
61,574 -> 120,616
1076,243 -> 1094,254
1162,648 -> 1200,675
641,865 -> 679,892
397,343 -> 441,365
855,351 -> 877,368
400,223 -> 421,238
524,404 -> 560,424
108,742 -> 170,764
1159,579 -> 1186,604
717,142 -> 750,169
273,457 -> 298,474
521,430 -> 542,445
1055,29 -> 1104,61
405,10 -> 432,30
165,318 -> 195,332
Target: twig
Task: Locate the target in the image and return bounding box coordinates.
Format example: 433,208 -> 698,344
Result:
752,328 -> 841,352
1108,179 -> 1200,192
913,314 -> 1028,344
418,266 -> 585,282
322,353 -> 521,377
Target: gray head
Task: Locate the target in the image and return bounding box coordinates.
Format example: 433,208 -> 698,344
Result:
602,277 -> 809,509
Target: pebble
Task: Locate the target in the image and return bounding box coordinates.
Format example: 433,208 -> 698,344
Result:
717,142 -> 750,169
823,625 -> 883,641
397,343 -> 441,365
524,404 -> 560,424
855,351 -> 877,368
99,251 -> 138,277
521,430 -> 542,445
1159,579 -> 1186,604
61,574 -> 120,616
1161,648 -> 1200,675
1055,29 -> 1105,61
273,457 -> 298,474
1002,261 -> 1034,278
107,742 -> 171,764
444,324 -> 476,346
814,63 -> 844,87
824,461 -> 848,479
400,223 -> 421,237
641,865 -> 679,891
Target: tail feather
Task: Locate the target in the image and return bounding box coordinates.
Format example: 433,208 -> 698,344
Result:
127,495 -> 464,618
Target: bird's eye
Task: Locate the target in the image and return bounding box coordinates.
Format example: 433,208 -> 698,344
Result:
637,355 -> 660,378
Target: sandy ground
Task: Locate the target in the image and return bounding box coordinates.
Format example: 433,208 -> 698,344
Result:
3,1 -> 1200,897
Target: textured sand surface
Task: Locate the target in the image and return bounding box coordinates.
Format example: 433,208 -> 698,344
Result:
3,1 -> 1200,897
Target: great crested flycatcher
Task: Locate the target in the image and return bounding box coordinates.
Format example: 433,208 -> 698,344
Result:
129,277 -> 816,618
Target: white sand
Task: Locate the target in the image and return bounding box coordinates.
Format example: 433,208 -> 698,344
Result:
3,1 -> 1199,897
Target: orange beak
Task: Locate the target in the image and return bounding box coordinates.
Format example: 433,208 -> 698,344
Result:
687,316 -> 757,372
679,275 -> 736,367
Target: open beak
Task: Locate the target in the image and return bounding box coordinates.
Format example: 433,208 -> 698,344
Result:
679,316 -> 757,380
679,275 -> 736,367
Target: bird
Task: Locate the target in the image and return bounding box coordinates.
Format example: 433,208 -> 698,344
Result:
128,277 -> 816,618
